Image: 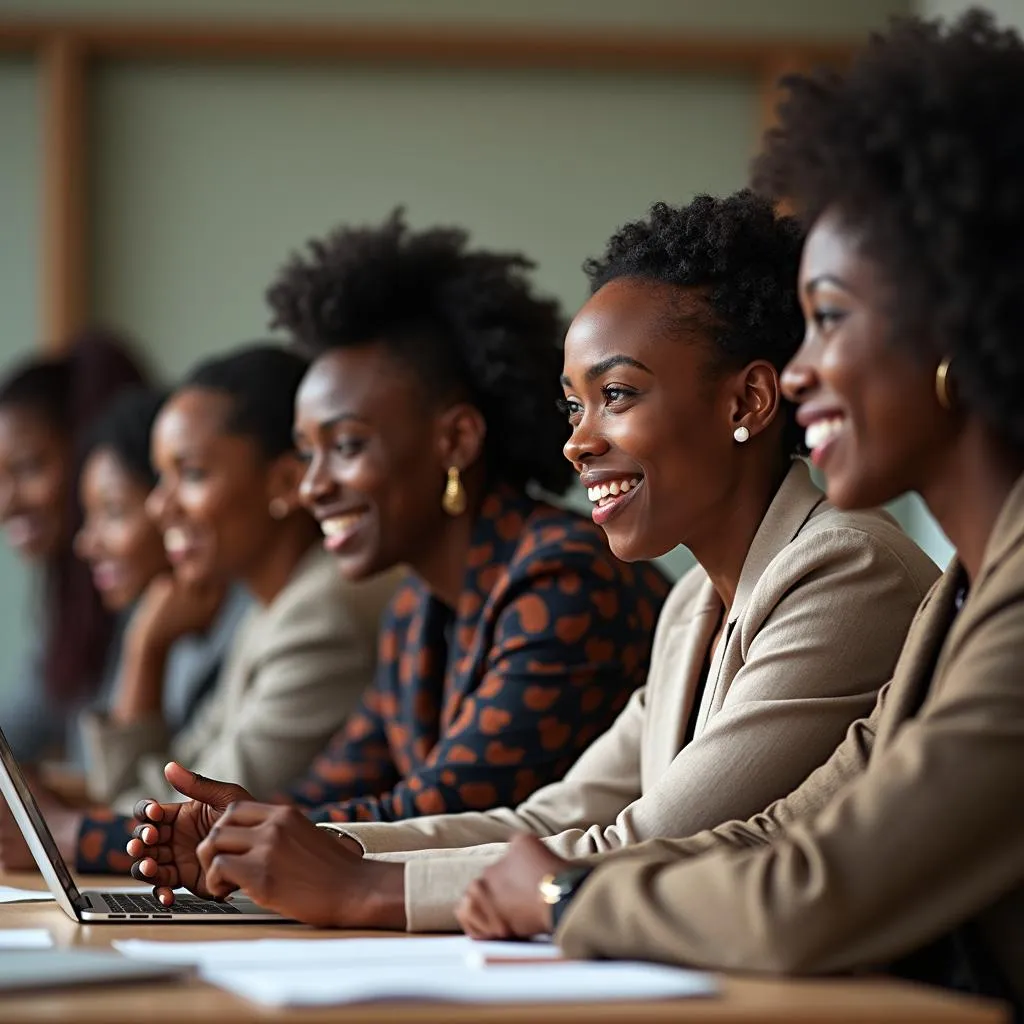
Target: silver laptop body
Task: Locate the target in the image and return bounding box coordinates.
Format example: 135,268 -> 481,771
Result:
0,725 -> 288,923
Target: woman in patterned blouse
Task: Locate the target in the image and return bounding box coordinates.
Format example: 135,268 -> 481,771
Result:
116,210 -> 669,894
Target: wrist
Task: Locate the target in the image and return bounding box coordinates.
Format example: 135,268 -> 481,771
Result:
341,859 -> 407,930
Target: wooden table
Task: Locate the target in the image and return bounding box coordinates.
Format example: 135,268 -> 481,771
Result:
0,873 -> 1009,1023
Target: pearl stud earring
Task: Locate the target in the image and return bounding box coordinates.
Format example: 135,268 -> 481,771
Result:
733,426 -> 750,444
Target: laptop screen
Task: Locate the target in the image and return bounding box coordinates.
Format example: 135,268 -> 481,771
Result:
0,725 -> 83,911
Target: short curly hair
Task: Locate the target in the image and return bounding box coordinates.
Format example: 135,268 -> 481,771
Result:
584,191 -> 806,455
266,209 -> 573,495
753,9 -> 1024,449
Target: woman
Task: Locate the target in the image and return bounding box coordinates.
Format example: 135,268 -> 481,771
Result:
125,210 -> 669,904
0,344 -> 395,873
74,388 -> 250,775
131,197 -> 935,930
459,11 -> 1024,1015
0,328 -> 146,765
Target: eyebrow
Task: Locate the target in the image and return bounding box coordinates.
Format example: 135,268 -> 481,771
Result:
804,274 -> 850,295
293,412 -> 369,441
560,354 -> 654,388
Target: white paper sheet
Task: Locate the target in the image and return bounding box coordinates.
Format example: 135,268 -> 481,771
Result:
113,936 -> 715,1006
114,935 -> 561,969
0,885 -> 53,904
203,962 -> 716,1007
0,929 -> 53,949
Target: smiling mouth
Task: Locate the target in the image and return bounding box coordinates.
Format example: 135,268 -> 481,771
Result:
320,511 -> 367,552
163,527 -> 197,561
586,476 -> 644,526
804,416 -> 847,467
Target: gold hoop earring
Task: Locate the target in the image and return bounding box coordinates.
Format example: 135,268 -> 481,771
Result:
935,356 -> 955,412
269,497 -> 289,520
442,466 -> 467,516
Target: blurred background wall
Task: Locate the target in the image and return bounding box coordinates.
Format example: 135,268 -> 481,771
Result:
4,0 -> 1015,698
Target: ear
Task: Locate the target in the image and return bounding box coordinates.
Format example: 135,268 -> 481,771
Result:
435,402 -> 487,473
728,361 -> 781,440
264,452 -> 308,517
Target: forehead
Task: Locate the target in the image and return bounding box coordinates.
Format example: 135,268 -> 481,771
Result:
296,346 -> 421,422
564,278 -> 708,378
800,211 -> 873,288
0,405 -> 63,449
154,388 -> 234,446
82,447 -> 141,493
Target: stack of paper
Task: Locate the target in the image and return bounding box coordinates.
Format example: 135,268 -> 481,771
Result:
114,936 -> 717,1007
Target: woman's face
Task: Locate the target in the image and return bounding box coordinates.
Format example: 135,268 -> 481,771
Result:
561,278 -> 755,562
74,448 -> 167,611
147,388 -> 281,587
294,346 -> 452,582
781,209 -> 955,510
0,406 -> 69,562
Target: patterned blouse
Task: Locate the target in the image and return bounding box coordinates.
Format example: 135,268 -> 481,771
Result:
75,485 -> 668,871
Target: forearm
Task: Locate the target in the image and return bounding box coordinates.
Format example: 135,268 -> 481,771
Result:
109,633 -> 170,724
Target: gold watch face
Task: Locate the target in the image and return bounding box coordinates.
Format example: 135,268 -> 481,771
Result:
538,873 -> 561,906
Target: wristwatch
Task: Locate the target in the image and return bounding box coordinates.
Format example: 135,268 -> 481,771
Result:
539,866 -> 593,931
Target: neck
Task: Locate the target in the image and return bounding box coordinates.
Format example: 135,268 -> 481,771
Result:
242,516 -> 321,606
409,466 -> 488,609
918,423 -> 1024,584
686,453 -> 791,612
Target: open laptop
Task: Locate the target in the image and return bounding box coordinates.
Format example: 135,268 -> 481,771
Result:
0,725 -> 289,923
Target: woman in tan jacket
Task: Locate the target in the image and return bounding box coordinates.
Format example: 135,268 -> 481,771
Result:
460,11 -> 1024,1015
135,192 -> 936,930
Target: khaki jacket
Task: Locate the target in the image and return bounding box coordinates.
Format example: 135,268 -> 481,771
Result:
82,548 -> 399,812
327,461 -> 938,931
557,474 -> 1024,1010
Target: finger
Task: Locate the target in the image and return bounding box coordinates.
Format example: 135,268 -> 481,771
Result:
152,886 -> 176,906
200,826 -> 258,856
215,801 -> 278,827
131,822 -> 170,846
204,852 -> 250,900
132,799 -> 167,825
131,857 -> 180,890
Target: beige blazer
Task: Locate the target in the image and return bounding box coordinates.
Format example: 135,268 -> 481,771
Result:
557,473 -> 1024,1009
81,548 -> 399,813
326,461 -> 939,931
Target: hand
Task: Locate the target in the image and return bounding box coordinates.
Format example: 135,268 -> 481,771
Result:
0,778 -> 82,871
125,762 -> 251,904
129,574 -> 225,653
456,834 -> 571,940
195,802 -> 391,928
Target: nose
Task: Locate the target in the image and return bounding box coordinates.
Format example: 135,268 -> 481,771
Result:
145,479 -> 172,527
73,521 -> 94,562
780,339 -> 818,405
563,409 -> 611,469
298,450 -> 334,509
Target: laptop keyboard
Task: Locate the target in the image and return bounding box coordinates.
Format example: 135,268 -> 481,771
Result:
102,893 -> 242,915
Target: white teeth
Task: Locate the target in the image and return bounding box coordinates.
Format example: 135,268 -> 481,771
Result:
805,417 -> 846,452
321,514 -> 361,538
585,478 -> 642,505
163,527 -> 189,554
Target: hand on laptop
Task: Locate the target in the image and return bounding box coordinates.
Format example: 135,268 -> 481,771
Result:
456,834 -> 571,940
125,762 -> 251,904
193,802 -> 405,928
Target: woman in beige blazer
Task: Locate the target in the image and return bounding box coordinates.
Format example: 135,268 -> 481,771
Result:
460,12 -> 1024,1014
0,345 -> 396,874
154,192 -> 934,930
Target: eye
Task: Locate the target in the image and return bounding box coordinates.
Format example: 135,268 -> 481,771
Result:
333,438 -> 366,458
812,308 -> 846,330
557,397 -> 583,424
600,384 -> 636,406
181,465 -> 206,483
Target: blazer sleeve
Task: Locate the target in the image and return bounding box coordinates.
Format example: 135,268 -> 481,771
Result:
303,549 -> 650,825
556,599 -> 1024,974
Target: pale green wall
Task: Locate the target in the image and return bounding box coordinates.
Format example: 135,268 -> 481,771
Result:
0,58 -> 42,696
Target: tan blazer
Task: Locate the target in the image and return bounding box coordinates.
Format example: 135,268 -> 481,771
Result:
325,461 -> 939,931
81,548 -> 399,813
557,473 -> 1024,1009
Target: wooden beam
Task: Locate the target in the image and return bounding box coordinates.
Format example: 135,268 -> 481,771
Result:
39,33 -> 88,351
0,19 -> 857,72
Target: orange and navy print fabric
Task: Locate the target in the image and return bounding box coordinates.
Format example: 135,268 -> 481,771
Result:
75,485 -> 668,870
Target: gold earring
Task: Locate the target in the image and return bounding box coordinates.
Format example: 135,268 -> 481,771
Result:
442,466 -> 467,516
269,497 -> 289,520
935,356 -> 955,412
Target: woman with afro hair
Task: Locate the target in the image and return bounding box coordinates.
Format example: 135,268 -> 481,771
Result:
131,193 -> 934,936
462,9 -> 1024,1016
124,210 -> 669,904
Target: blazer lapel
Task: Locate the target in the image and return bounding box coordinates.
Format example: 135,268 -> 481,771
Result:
642,578 -> 721,781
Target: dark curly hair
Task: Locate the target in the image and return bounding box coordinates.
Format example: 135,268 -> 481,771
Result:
266,209 -> 573,495
753,8 -> 1024,450
85,387 -> 167,490
182,344 -> 310,461
584,191 -> 806,455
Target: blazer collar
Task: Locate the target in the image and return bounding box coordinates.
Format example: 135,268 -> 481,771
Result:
728,459 -> 826,625
972,470 -> 1024,592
